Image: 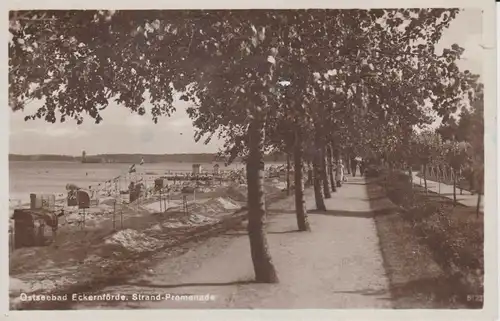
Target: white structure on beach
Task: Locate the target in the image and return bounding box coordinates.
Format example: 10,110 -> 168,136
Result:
213,164 -> 220,175
192,164 -> 202,175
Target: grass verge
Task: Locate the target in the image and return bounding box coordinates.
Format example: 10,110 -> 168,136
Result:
368,170 -> 483,309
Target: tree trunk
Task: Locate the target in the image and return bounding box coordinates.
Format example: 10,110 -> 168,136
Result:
294,128 -> 310,231
320,146 -> 331,199
286,154 -> 291,196
313,129 -> 326,210
307,162 -> 313,187
246,118 -> 278,283
469,169 -> 475,194
313,156 -> 326,211
476,168 -> 482,218
327,144 -> 336,192
476,168 -> 483,218
452,169 -> 457,206
476,191 -> 481,218
423,163 -> 428,193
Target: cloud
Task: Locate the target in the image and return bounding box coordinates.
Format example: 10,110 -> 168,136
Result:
125,114 -> 150,127
14,125 -> 88,138
46,127 -> 89,138
436,9 -> 483,76
168,117 -> 192,128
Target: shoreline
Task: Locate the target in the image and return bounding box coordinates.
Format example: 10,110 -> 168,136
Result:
9,179 -> 286,310
8,163 -> 287,217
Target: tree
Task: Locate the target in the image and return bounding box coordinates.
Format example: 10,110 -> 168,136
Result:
436,72 -> 483,211
414,130 -> 442,192
293,123 -> 311,230
10,8 -> 468,283
445,140 -> 471,205
467,80 -> 484,216
326,144 -> 337,192
267,82 -> 311,231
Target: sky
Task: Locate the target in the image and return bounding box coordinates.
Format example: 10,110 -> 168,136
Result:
9,9 -> 484,156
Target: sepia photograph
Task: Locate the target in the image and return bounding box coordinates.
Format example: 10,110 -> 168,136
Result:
4,0 -> 497,318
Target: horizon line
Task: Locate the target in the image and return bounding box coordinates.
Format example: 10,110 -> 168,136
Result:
9,151 -> 286,157
9,152 -> 221,156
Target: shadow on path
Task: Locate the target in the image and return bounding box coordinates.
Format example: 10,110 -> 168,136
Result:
332,276 -> 463,305
333,288 -> 389,297
224,229 -> 304,236
268,230 -> 303,234
223,232 -> 247,236
308,209 -> 376,219
335,195 -> 387,201
123,280 -> 255,289
269,208 -> 396,219
267,209 -> 297,214
343,182 -> 368,186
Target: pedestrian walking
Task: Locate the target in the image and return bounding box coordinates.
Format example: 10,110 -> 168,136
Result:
464,166 -> 475,194
351,157 -> 358,177
335,159 -> 345,187
359,159 -> 366,177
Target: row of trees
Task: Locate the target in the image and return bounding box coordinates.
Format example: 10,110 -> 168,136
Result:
413,80 -> 484,215
9,9 -> 483,283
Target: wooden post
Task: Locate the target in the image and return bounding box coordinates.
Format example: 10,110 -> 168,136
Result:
438,167 -> 441,195
120,206 -> 124,229
182,195 -> 188,215
458,168 -> 463,195
286,154 -> 291,195
113,200 -> 116,230
159,190 -> 163,213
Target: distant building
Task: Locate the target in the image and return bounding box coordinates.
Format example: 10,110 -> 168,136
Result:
192,164 -> 202,175
81,150 -> 104,163
213,164 -> 220,175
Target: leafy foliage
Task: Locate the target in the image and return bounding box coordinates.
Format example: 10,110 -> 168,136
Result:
9,8 -> 485,282
10,9 -> 472,157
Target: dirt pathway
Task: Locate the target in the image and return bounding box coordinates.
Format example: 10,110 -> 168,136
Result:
411,172 -> 483,211
73,177 -> 393,309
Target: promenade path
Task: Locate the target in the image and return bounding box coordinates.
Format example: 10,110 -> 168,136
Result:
74,176 -> 396,309
411,172 -> 484,212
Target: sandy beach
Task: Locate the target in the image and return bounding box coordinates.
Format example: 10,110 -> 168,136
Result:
8,160 -> 289,309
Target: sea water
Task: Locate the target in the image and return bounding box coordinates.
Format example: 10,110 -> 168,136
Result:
9,161 -> 242,205
8,160 -> 284,213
